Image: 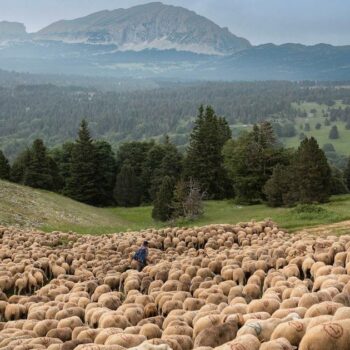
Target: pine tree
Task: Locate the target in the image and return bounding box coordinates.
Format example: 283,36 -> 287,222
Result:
223,123 -> 288,204
330,166 -> 348,195
263,164 -> 289,207
51,142 -> 75,191
184,105 -> 232,199
114,163 -> 141,207
344,157 -> 350,191
148,141 -> 183,201
65,120 -> 99,205
292,137 -> 331,204
10,148 -> 31,183
94,141 -> 117,206
0,150 -> 10,180
329,125 -> 339,139
152,176 -> 175,222
24,139 -> 55,190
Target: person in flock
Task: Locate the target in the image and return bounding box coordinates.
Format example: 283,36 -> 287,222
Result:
132,241 -> 149,271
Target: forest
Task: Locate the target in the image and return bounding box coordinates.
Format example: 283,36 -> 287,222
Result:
1,79 -> 350,160
1,106 -> 350,223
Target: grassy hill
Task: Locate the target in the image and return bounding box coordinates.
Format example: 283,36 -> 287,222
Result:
2,180 -> 350,234
282,101 -> 350,156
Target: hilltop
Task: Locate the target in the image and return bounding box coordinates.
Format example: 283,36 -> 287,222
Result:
34,2 -> 250,55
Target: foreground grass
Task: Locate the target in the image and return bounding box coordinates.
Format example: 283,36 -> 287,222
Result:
2,179 -> 350,234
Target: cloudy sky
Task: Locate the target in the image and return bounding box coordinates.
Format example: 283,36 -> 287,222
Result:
1,0 -> 349,45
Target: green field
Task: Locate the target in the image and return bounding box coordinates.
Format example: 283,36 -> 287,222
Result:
1,180 -> 350,235
281,101 -> 350,155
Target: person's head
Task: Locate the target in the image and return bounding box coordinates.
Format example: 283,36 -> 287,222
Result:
143,240 -> 149,247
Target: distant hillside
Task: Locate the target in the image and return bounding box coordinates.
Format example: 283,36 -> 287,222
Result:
207,43 -> 350,81
0,21 -> 28,41
34,2 -> 250,55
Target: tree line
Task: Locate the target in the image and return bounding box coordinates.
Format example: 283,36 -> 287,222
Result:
2,80 -> 350,160
1,106 -> 350,222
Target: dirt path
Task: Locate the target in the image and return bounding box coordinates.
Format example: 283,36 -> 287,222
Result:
296,220 -> 350,236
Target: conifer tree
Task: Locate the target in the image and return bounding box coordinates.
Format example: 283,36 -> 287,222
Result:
152,176 -> 175,222
329,125 -> 339,139
223,122 -> 288,204
24,139 -> 55,190
51,142 -> 75,191
10,148 -> 31,183
0,150 -> 10,180
263,164 -> 289,207
292,137 -> 331,204
114,163 -> 140,207
344,157 -> 350,191
148,140 -> 183,201
184,105 -> 232,199
94,140 -> 117,206
65,120 -> 99,205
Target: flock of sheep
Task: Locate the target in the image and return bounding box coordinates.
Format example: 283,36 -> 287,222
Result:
0,220 -> 350,350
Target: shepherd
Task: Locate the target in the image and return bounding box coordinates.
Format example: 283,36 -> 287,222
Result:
132,241 -> 149,271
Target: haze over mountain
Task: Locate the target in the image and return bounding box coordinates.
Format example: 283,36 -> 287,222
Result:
34,2 -> 251,55
0,21 -> 28,41
0,2 -> 349,80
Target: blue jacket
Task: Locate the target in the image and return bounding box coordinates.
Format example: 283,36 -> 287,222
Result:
133,246 -> 148,264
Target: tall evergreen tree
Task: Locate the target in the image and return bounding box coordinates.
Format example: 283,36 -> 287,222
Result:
344,157 -> 350,191
152,176 -> 175,222
65,120 -> 99,205
0,150 -> 10,180
184,105 -> 232,199
292,137 -> 331,204
24,139 -> 55,190
114,163 -> 141,207
10,148 -> 31,183
330,166 -> 348,195
94,141 -> 117,206
263,164 -> 289,207
223,123 -> 289,204
148,140 -> 183,201
51,142 -> 75,191
329,125 -> 340,139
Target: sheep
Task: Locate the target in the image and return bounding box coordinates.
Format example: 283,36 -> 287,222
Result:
0,222 -> 348,350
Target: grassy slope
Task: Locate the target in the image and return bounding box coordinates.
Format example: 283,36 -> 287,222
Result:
282,101 -> 350,155
2,180 -> 350,234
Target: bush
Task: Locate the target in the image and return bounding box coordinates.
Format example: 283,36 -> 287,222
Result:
292,204 -> 327,214
322,143 -> 335,153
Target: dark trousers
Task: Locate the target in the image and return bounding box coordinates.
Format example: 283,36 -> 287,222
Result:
137,261 -> 146,272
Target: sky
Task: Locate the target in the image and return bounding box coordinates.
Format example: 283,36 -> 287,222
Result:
1,0 -> 349,46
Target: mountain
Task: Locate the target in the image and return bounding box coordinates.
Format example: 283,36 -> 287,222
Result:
203,43 -> 350,80
0,3 -> 350,80
0,21 -> 28,42
34,2 -> 251,55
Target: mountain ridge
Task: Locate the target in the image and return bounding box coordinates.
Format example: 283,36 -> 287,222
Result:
33,2 -> 251,55
0,2 -> 350,80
